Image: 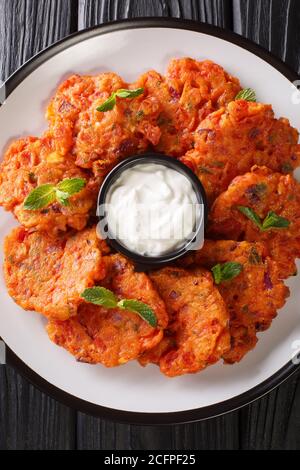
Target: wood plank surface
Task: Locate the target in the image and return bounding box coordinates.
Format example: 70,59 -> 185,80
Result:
0,366 -> 76,449
239,370 -> 300,450
233,0 -> 300,73
78,0 -> 233,29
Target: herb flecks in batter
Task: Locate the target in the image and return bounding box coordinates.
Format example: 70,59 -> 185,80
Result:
248,247 -> 262,265
281,162 -> 294,174
81,287 -> 158,328
235,88 -> 256,102
212,262 -> 243,285
237,206 -> 290,231
97,88 -> 144,112
24,178 -> 86,211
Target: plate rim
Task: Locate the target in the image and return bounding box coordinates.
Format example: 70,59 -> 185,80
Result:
1,17 -> 300,425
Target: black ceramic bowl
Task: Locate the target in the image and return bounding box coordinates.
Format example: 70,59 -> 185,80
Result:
97,154 -> 208,269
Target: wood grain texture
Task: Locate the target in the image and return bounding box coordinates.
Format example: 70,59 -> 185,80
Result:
240,369 -> 300,450
78,0 -> 232,29
0,366 -> 76,449
233,0 -> 300,74
0,0 -> 77,450
0,0 -> 77,81
172,413 -> 240,450
76,412 -> 241,450
77,414 -> 132,450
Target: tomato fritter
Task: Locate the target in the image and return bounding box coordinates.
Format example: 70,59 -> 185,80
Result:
181,240 -> 289,363
46,73 -> 125,156
0,136 -> 98,233
4,226 -> 107,320
139,267 -> 230,377
51,73 -> 161,176
181,100 -> 300,202
133,60 -> 240,157
47,60 -> 241,171
138,337 -> 174,368
166,58 -> 241,110
47,254 -> 168,367
46,74 -> 96,156
209,166 -> 300,278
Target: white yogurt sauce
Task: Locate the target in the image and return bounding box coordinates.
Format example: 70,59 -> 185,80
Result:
104,163 -> 202,257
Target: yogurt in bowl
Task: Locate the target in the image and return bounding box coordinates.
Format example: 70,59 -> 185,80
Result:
97,154 -> 208,268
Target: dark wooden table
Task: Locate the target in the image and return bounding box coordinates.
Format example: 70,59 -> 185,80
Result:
0,0 -> 300,450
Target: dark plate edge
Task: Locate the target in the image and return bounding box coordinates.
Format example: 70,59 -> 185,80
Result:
1,17 -> 300,425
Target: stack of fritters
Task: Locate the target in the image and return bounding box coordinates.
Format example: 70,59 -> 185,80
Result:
1,57 -> 300,376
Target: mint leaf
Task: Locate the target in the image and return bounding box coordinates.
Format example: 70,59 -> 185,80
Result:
118,299 -> 158,328
97,94 -> 116,112
56,190 -> 70,207
24,184 -> 56,210
24,178 -> 86,211
211,264 -> 222,285
57,178 -> 86,195
97,88 -> 144,112
238,206 -> 290,232
212,262 -> 243,285
81,286 -> 158,328
116,88 -> 144,99
81,287 -> 118,308
237,206 -> 262,230
262,211 -> 290,231
235,88 -> 256,102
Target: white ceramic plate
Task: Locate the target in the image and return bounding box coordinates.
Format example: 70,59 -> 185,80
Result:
1,19 -> 300,424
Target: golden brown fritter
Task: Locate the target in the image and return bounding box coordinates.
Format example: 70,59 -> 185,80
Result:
46,60 -> 241,173
181,240 -> 289,363
2,59 -> 299,375
181,100 -> 300,203
46,73 -> 131,157
133,60 -> 240,157
139,267 -> 230,377
166,58 -> 241,112
4,226 -> 107,320
47,72 -> 162,176
0,136 -> 99,233
47,254 -> 168,367
46,74 -> 96,156
209,166 -> 300,279
74,87 -> 162,175
163,58 -> 241,156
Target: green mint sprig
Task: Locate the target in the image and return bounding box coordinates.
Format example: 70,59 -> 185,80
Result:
24,178 -> 86,211
235,88 -> 256,102
237,206 -> 290,231
81,287 -> 158,328
212,262 -> 243,285
97,88 -> 144,112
